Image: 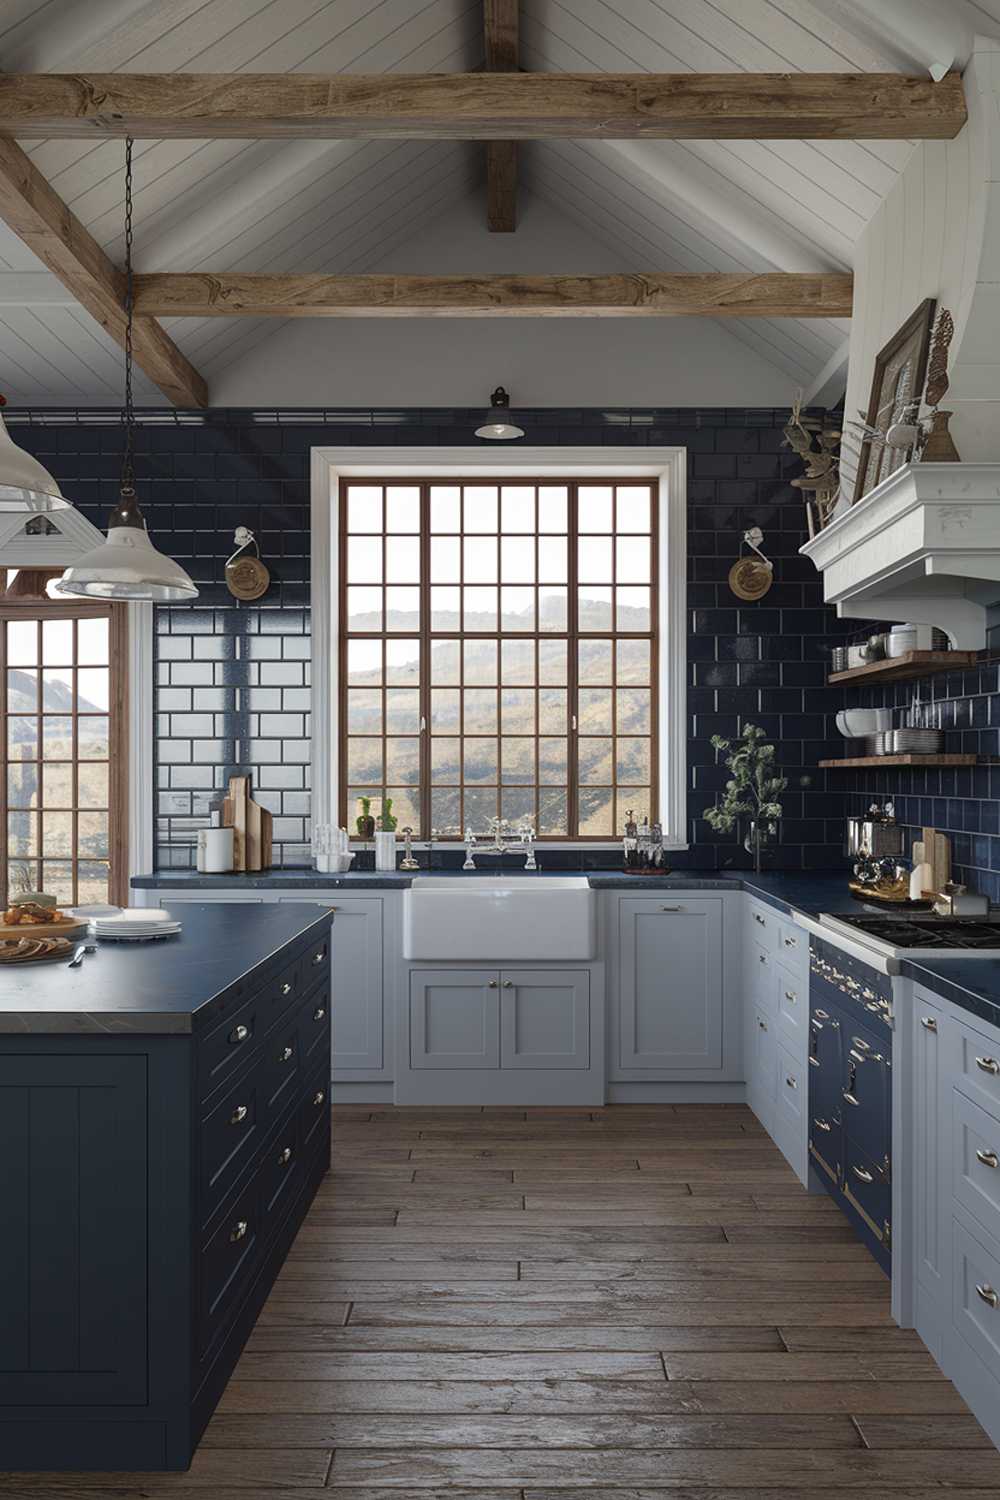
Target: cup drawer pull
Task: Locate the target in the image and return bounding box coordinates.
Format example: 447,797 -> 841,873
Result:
976,1056 -> 1000,1076
281,981 -> 292,996
312,1089 -> 326,1107
753,912 -> 766,925
229,1023 -> 250,1044
313,1006 -> 327,1021
230,1219 -> 249,1243
921,1016 -> 938,1031
278,1146 -> 293,1166
230,1104 -> 248,1126
976,1149 -> 1000,1169
976,1283 -> 999,1309
785,1075 -> 797,1090
280,1044 -> 294,1062
312,950 -> 325,964
784,990 -> 797,1003
851,1164 -> 874,1184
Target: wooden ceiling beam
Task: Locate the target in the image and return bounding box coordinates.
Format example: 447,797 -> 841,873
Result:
0,71 -> 966,140
0,139 -> 207,408
484,0 -> 518,232
132,271 -> 855,319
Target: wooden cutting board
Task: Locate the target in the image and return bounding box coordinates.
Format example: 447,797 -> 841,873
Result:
221,773 -> 273,872
0,915 -> 88,940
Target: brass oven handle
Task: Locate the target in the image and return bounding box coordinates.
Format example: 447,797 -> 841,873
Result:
851,1164 -> 874,1184
976,1283 -> 999,1308
921,1016 -> 938,1032
230,1104 -> 248,1126
976,1056 -> 1000,1075
976,1149 -> 1000,1170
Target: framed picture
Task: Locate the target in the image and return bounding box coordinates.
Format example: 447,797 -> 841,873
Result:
853,296 -> 937,503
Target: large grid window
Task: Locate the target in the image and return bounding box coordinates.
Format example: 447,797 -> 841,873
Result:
1,600 -> 127,909
339,479 -> 657,840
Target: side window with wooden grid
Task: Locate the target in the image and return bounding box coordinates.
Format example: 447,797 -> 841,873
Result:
340,479 -> 657,840
1,602 -> 127,909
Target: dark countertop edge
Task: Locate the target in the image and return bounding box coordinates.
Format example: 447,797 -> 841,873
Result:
900,959 -> 1000,1034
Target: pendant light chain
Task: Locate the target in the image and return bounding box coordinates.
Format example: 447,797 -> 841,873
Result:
121,136 -> 136,497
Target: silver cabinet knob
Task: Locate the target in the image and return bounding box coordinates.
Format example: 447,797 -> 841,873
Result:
230,1104 -> 248,1126
278,1146 -> 293,1166
281,982 -> 292,996
976,1149 -> 999,1169
784,990 -> 797,1003
976,1056 -> 1000,1075
502,979 -> 513,988
753,913 -> 765,925
280,1044 -> 294,1062
313,950 -> 325,964
758,1019 -> 767,1031
313,1089 -> 325,1106
758,953 -> 767,965
785,1075 -> 797,1089
230,1219 -> 249,1243
488,979 -> 498,988
921,1016 -> 938,1031
976,1283 -> 999,1308
313,1006 -> 326,1021
229,1023 -> 250,1044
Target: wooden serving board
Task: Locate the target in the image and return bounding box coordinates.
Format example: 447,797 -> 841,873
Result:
0,915 -> 88,940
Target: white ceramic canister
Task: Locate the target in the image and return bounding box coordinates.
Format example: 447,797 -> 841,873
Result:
374,831 -> 397,872
202,827 -> 235,873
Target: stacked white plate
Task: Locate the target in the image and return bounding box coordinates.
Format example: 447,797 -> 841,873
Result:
89,908 -> 183,942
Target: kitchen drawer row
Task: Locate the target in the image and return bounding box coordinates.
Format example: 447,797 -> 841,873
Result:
150,888 -> 745,1102
907,983 -> 1000,1450
743,895 -> 810,1185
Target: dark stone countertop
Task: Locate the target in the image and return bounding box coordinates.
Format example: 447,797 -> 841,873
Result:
0,903 -> 332,1036
132,868 -> 413,890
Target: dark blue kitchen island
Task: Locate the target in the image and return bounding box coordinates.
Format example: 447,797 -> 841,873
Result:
0,903 -> 333,1471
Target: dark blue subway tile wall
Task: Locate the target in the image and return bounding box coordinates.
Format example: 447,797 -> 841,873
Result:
11,405 -> 851,873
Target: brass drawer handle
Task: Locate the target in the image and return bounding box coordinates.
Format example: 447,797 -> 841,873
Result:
785,1075 -> 797,1090
813,1117 -> 832,1132
976,1056 -> 1000,1075
280,1044 -> 294,1062
229,1023 -> 250,1044
230,1104 -> 248,1126
313,1006 -> 326,1021
312,1089 -> 325,1107
278,1146 -> 293,1166
281,981 -> 292,996
230,1219 -> 249,1243
921,1016 -> 938,1032
976,1283 -> 999,1308
851,1164 -> 874,1184
976,1149 -> 1000,1169
784,990 -> 796,1003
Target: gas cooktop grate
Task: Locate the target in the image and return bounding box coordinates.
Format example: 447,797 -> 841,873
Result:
836,915 -> 1000,949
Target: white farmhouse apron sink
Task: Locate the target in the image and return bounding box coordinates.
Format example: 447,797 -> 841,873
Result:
402,875 -> 596,960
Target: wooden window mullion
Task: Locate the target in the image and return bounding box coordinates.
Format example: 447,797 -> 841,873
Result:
567,482 -> 580,839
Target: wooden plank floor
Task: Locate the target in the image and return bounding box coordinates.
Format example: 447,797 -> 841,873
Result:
7,1103 -> 1000,1496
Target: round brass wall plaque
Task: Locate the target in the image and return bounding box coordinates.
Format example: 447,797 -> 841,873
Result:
728,556 -> 773,602
225,553 -> 270,601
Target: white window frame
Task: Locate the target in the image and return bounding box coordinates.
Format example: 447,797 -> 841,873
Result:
310,446 -> 687,848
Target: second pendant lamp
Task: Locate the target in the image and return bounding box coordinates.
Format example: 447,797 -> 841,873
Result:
56,140 -> 198,603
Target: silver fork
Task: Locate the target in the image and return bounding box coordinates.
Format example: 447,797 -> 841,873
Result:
67,942 -> 97,968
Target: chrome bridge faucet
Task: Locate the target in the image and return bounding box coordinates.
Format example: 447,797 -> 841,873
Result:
463,817 -> 537,871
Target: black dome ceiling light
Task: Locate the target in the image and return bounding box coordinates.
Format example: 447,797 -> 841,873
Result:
474,386 -> 525,441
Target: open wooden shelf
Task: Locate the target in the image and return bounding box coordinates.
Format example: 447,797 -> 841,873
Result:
818,753 -> 977,769
828,650 -> 978,686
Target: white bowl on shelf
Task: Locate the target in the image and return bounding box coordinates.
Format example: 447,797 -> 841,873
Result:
316,852 -> 355,874
836,708 -> 893,739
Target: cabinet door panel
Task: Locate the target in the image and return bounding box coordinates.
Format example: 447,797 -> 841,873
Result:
619,898 -> 723,1071
329,899 -> 383,1071
914,997 -> 946,1296
410,971 -> 500,1069
501,970 -> 590,1070
0,1056 -> 147,1406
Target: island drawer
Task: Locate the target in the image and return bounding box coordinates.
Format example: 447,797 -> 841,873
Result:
953,1088 -> 1000,1245
300,1061 -> 330,1152
747,898 -> 777,952
198,992 -> 263,1103
259,1010 -> 305,1125
198,1174 -> 260,1360
200,1071 -> 261,1220
259,1111 -> 303,1231
302,981 -> 331,1067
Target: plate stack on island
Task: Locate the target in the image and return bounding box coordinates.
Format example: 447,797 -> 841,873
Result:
87,907 -> 183,942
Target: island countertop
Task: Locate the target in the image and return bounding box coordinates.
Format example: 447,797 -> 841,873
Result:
0,902 -> 333,1036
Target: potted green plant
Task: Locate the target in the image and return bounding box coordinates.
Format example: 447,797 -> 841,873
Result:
355,796 -> 375,840
703,724 -> 787,875
380,796 -> 398,833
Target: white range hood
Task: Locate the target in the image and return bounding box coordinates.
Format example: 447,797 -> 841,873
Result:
800,462 -> 1000,650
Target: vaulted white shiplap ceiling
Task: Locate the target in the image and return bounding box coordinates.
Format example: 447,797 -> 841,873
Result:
0,0 -> 997,406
